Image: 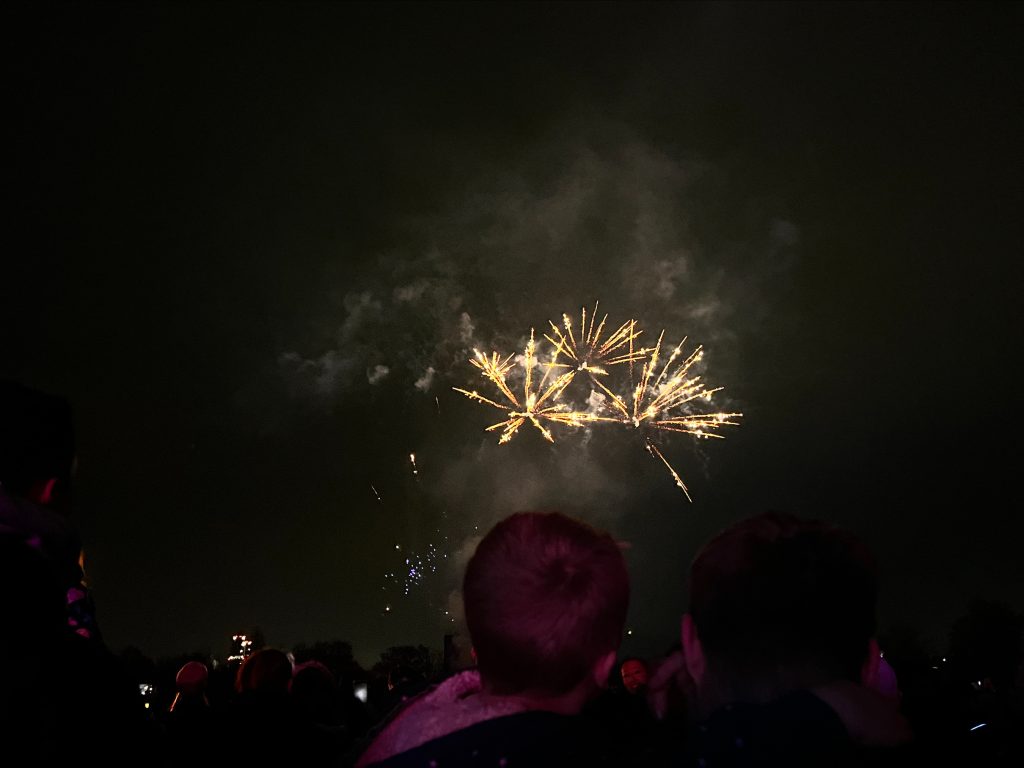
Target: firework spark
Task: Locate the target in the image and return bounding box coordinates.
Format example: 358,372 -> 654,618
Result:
384,540 -> 449,597
626,333 -> 742,436
453,329 -> 616,444
454,306 -> 742,498
610,331 -> 743,497
543,301 -> 649,381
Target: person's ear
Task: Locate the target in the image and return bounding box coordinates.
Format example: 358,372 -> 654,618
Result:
860,637 -> 882,690
593,649 -> 617,689
682,614 -> 706,687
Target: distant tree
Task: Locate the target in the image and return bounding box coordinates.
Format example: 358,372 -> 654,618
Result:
373,644 -> 436,680
292,639 -> 364,684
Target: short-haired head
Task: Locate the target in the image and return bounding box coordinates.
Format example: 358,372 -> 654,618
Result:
463,511 -> 629,697
236,648 -> 293,694
687,512 -> 877,697
175,661 -> 210,696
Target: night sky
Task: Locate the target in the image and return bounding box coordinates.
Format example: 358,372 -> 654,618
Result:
5,2 -> 1021,668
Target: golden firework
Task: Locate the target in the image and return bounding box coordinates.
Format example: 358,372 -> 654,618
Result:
453,329 -> 616,444
454,305 -> 742,499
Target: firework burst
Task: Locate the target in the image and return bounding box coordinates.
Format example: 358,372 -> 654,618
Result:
543,301 -> 649,380
453,328 -> 616,444
454,305 -> 742,499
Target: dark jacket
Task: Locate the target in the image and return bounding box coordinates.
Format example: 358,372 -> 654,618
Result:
356,670 -> 614,768
679,688 -> 915,768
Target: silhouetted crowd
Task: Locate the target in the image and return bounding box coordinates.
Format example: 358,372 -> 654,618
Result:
2,379 -> 1021,766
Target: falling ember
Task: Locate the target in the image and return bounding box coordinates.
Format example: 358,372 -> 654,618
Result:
371,484 -> 382,503
647,441 -> 691,502
453,304 -> 742,499
409,453 -> 418,475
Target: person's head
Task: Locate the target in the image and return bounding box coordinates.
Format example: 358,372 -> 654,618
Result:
290,661 -> 336,719
170,661 -> 210,711
176,661 -> 209,696
682,512 -> 879,708
0,380 -> 76,511
619,657 -> 649,694
235,648 -> 293,695
463,511 -> 629,707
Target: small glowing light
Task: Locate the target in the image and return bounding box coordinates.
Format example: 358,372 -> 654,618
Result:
627,629 -> 633,636
144,702 -> 150,709
942,657 -> 947,662
970,723 -> 987,731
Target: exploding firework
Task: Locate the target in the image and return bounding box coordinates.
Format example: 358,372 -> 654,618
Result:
544,301 -> 649,379
453,328 -> 617,445
454,305 -> 742,499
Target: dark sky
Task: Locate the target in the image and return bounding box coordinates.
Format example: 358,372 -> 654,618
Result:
5,1 -> 1021,667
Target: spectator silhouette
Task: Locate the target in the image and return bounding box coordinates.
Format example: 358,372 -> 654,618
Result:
223,648 -> 299,763
676,512 -> 912,766
620,657 -> 651,694
164,660 -> 215,766
290,660 -> 355,760
584,654 -> 666,765
380,663 -> 428,716
0,379 -> 100,641
945,599 -> 1024,765
355,510 -> 630,767
0,380 -> 151,763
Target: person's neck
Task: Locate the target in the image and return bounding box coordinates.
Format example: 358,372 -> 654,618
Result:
476,680 -> 591,716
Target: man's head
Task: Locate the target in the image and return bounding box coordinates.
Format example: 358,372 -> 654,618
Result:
0,380 -> 76,510
236,648 -> 293,695
620,657 -> 649,694
463,511 -> 629,702
175,660 -> 210,697
682,512 -> 878,706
